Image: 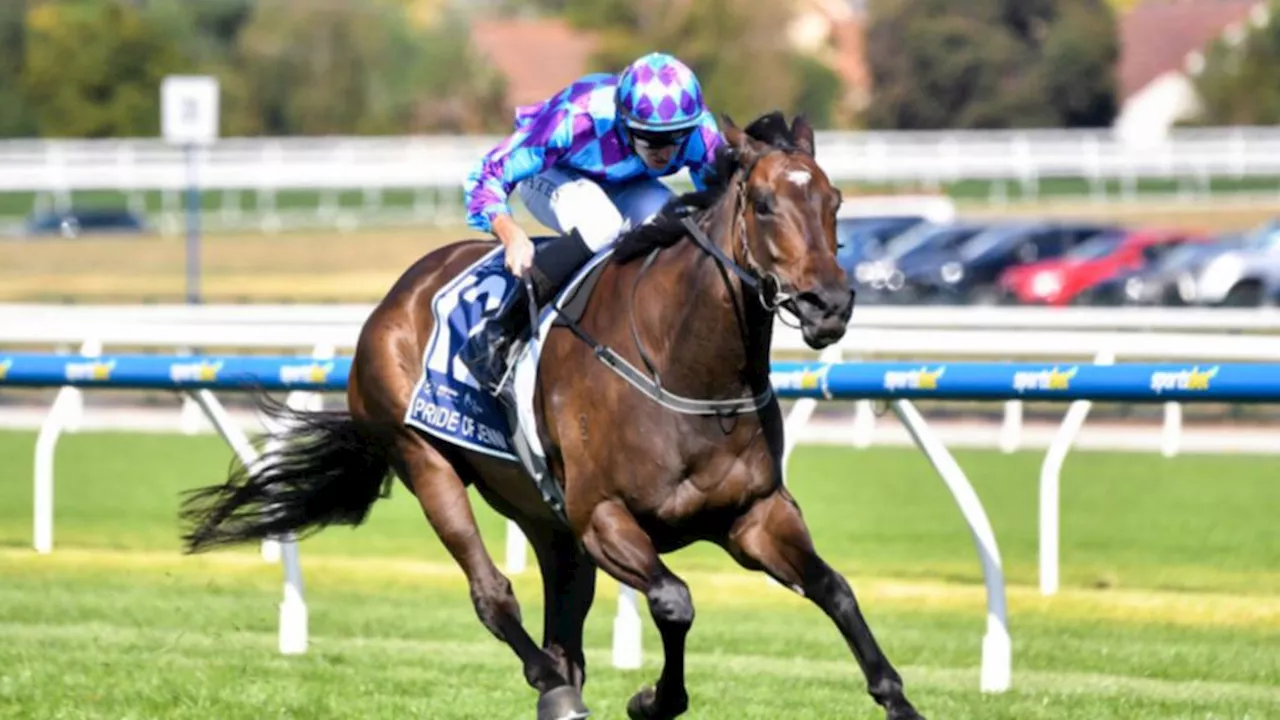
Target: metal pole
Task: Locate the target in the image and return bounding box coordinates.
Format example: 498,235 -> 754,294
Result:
188,388 -> 308,654
892,399 -> 1011,693
1038,350 -> 1114,596
185,144 -> 201,304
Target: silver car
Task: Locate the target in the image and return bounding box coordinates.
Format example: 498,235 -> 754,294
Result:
1188,222 -> 1280,306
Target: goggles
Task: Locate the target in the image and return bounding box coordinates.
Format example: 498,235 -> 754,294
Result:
629,126 -> 694,151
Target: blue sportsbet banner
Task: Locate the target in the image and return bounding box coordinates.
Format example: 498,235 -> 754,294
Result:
1,352 -> 1277,403
768,361 -> 1280,403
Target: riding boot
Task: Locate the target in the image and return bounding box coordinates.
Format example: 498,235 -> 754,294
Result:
460,228 -> 596,393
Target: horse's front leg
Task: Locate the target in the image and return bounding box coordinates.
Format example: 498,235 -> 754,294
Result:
527,524 -> 598,690
722,488 -> 924,720
580,500 -> 693,720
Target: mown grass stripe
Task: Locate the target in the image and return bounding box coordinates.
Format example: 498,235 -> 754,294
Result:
5,547 -> 1278,630
3,620 -> 1278,708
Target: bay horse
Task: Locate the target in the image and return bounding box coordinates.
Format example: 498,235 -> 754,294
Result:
179,111 -> 924,720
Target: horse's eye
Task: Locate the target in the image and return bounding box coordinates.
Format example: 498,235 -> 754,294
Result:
754,197 -> 773,216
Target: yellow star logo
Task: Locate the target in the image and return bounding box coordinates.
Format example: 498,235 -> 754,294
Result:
917,367 -> 944,390
1047,366 -> 1078,390
1185,366 -> 1218,390
90,362 -> 113,381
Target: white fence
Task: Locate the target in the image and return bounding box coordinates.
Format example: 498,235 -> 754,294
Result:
6,126 -> 1280,196
4,302 -> 1279,455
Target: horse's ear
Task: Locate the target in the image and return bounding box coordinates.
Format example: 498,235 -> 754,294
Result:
721,114 -> 743,149
791,114 -> 815,156
720,113 -> 761,168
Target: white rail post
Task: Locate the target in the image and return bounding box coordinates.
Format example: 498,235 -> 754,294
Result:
190,388 -> 308,655
505,521 -> 528,574
177,346 -> 205,435
32,339 -> 101,554
781,345 -> 843,480
1160,402 -> 1182,458
61,339 -> 102,434
33,390 -> 76,554
611,585 -> 643,670
851,399 -> 876,448
261,343 -> 335,564
277,536 -> 309,655
892,398 -> 1011,693
1038,350 -> 1115,596
998,400 -> 1023,454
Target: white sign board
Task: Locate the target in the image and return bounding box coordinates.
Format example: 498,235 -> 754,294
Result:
161,75 -> 220,146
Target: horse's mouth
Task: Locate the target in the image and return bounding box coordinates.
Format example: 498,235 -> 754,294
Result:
794,285 -> 853,349
800,317 -> 848,349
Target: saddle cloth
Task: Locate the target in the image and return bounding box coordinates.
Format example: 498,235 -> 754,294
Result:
404,240 -> 614,474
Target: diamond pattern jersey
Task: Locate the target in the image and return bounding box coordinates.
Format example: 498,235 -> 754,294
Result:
463,73 -> 723,234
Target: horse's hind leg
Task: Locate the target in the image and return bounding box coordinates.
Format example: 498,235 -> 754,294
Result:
722,489 -> 924,720
388,432 -> 587,717
581,500 -> 692,720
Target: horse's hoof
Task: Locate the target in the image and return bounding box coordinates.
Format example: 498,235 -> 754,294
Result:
537,685 -> 590,720
626,686 -> 657,720
887,707 -> 925,720
626,685 -> 688,719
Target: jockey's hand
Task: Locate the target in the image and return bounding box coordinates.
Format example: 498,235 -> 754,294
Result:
493,215 -> 535,277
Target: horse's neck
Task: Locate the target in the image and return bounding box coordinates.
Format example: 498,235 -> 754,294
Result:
635,200 -> 774,401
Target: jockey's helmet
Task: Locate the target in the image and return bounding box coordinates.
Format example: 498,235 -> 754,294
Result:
615,52 -> 707,148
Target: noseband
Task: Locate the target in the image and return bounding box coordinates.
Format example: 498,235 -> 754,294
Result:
678,151 -> 805,321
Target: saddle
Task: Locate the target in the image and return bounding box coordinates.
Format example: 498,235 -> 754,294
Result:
404,240 -> 615,524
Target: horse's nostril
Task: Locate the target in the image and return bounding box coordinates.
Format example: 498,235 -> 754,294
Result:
798,291 -> 825,310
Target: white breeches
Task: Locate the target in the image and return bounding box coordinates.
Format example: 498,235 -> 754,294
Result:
516,168 -> 674,252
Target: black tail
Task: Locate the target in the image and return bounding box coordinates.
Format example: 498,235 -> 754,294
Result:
180,394 -> 394,554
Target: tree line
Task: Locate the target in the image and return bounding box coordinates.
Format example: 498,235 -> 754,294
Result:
0,0 -> 1273,139
2,0 -> 507,138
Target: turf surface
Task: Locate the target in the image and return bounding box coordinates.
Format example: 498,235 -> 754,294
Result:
0,432 -> 1276,718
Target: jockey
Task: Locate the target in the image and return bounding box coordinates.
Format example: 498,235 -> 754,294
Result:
459,51 -> 723,394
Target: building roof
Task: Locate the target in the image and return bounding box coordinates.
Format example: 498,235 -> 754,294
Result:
469,17 -> 599,108
830,17 -> 871,96
1118,0 -> 1261,98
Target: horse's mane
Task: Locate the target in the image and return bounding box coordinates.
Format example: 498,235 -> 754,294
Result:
613,111 -> 801,264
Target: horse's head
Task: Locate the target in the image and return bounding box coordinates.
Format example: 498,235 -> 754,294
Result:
723,113 -> 853,349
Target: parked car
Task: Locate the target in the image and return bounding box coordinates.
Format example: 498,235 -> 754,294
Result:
835,216 -> 927,301
834,194 -> 956,298
1187,220 -> 1280,306
899,220 -> 1117,304
851,221 -> 987,301
1081,235 -> 1246,305
23,208 -> 149,239
996,228 -> 1209,306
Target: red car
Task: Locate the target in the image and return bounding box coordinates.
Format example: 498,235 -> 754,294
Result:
998,229 -> 1211,306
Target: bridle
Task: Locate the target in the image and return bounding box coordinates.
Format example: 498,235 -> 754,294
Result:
545,145 -> 824,418
677,149 -> 806,323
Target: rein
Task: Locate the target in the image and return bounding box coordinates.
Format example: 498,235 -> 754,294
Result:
552,156 -> 806,417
